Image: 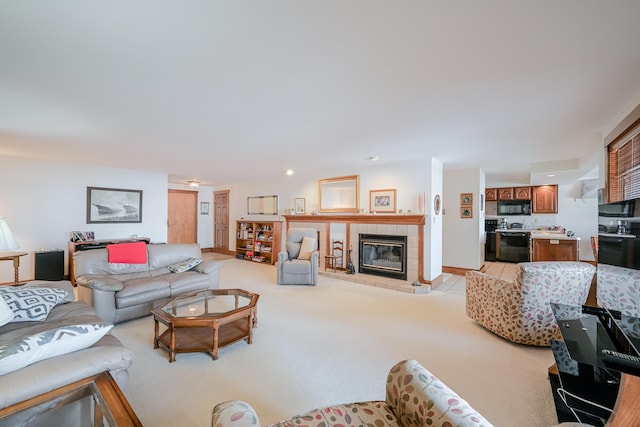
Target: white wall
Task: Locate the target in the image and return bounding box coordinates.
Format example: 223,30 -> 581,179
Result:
424,158 -> 443,281
443,168 -> 485,269
557,184 -> 598,261
0,156 -> 168,281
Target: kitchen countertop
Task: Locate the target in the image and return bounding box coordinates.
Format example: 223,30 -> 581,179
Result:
598,232 -> 636,239
530,231 -> 580,241
495,229 -> 581,240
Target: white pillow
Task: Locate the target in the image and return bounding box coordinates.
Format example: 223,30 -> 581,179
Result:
167,257 -> 203,273
0,297 -> 14,327
0,322 -> 113,375
0,287 -> 68,322
297,237 -> 316,260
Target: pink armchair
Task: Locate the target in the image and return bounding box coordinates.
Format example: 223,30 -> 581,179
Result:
466,262 -> 596,346
211,359 -> 493,427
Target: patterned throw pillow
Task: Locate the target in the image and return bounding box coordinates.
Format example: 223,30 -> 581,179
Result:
0,322 -> 113,375
0,297 -> 14,327
167,257 -> 203,273
0,287 -> 68,322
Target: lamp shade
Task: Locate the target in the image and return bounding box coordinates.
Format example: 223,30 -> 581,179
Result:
0,218 -> 19,250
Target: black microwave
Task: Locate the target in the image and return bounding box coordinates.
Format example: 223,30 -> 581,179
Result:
598,199 -> 636,217
497,200 -> 531,216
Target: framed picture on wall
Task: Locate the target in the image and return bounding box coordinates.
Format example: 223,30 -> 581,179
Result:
460,206 -> 473,218
200,202 -> 210,215
370,189 -> 396,213
87,187 -> 142,223
460,193 -> 473,205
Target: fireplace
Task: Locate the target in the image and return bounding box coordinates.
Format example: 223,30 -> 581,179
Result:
359,234 -> 407,280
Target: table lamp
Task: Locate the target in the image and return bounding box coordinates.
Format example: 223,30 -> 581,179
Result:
0,217 -> 19,250
0,217 -> 24,283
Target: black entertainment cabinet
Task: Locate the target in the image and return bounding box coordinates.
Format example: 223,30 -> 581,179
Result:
549,303 -> 640,426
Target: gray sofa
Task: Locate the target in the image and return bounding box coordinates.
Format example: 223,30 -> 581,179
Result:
0,280 -> 133,411
75,243 -> 222,323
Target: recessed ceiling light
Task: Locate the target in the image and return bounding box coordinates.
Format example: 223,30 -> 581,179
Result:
187,180 -> 200,187
547,174 -> 556,177
368,156 -> 379,161
285,169 -> 294,175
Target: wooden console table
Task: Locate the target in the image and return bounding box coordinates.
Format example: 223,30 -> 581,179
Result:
68,237 -> 150,284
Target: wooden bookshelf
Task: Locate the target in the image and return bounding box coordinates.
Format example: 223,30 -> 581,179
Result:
235,221 -> 282,265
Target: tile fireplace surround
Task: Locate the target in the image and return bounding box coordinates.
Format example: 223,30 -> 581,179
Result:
283,214 -> 431,294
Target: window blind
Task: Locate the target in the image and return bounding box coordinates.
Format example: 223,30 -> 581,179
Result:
608,126 -> 640,202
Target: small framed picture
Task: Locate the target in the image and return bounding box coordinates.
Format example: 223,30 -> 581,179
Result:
370,189 -> 396,213
200,202 -> 210,215
295,198 -> 305,214
460,193 -> 473,205
460,206 -> 473,218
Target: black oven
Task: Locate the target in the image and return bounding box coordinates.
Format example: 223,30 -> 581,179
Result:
497,231 -> 530,263
485,219 -> 498,261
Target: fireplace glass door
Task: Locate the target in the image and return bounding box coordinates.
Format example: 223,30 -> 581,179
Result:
359,234 -> 407,280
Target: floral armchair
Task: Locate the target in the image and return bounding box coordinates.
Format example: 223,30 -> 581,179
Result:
466,262 -> 596,346
211,359 -> 493,427
597,263 -> 640,317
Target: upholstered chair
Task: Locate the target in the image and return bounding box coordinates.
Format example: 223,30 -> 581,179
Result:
277,228 -> 319,285
211,359 -> 493,427
597,263 -> 640,317
466,262 -> 596,346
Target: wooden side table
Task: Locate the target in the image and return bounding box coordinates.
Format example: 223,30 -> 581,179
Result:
0,251 -> 27,284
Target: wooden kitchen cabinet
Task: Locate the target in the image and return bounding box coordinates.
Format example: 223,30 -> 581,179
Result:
514,186 -> 531,200
485,188 -> 497,201
532,185 -> 558,214
497,188 -> 514,200
531,238 -> 578,261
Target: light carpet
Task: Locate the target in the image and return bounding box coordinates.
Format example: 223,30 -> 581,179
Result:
111,258 -> 558,427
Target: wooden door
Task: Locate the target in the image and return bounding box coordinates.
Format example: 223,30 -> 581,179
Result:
168,190 -> 197,243
214,190 -> 230,254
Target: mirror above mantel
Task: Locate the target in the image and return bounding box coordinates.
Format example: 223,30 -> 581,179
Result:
318,175 -> 360,213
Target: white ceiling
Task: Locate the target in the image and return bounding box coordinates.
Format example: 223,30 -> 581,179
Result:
1,1 -> 639,186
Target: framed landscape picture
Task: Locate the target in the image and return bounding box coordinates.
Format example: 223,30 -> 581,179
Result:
370,189 -> 396,213
87,187 -> 142,223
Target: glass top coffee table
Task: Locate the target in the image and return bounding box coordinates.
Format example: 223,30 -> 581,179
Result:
151,288 -> 259,362
0,372 -> 141,426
